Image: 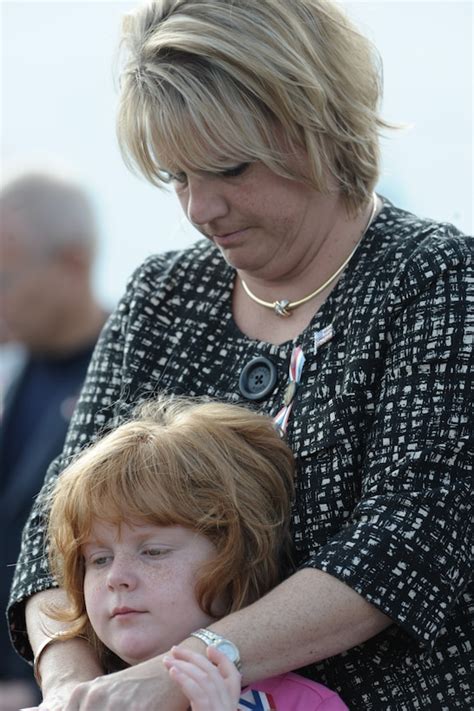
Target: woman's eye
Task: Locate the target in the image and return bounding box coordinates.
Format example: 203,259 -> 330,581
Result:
220,162 -> 250,178
170,171 -> 188,185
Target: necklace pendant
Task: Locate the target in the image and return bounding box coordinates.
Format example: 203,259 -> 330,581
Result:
274,299 -> 292,317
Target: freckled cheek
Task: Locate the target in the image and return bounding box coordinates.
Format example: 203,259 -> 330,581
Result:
237,186 -> 262,215
143,562 -> 197,600
83,573 -> 107,620
138,563 -> 177,593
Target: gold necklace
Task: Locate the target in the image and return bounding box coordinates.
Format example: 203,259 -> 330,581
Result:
240,192 -> 378,317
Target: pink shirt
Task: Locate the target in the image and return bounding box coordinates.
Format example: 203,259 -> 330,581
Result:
239,672 -> 349,710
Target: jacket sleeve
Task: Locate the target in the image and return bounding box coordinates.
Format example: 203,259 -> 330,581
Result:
304,238 -> 473,649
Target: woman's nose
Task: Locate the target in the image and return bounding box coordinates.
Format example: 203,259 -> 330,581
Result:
184,175 -> 228,227
106,557 -> 138,591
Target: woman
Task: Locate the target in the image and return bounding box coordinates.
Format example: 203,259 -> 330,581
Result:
9,1 -> 472,709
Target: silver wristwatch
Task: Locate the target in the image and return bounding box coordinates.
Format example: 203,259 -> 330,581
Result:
190,628 -> 242,672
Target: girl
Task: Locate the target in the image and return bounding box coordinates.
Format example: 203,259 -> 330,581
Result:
45,398 -> 347,710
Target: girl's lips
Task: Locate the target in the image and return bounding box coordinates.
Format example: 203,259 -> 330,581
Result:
111,607 -> 144,618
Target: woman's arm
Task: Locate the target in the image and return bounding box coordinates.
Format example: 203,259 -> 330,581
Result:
209,567 -> 390,680
59,568 -> 389,710
26,590 -> 103,708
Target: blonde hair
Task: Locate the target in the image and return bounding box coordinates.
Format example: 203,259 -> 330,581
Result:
47,397 -> 295,665
117,0 -> 392,214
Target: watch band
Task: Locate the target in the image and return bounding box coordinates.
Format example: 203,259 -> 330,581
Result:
191,628 -> 220,645
190,628 -> 242,672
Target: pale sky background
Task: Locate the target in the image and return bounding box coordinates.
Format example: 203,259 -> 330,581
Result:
1,0 -> 473,309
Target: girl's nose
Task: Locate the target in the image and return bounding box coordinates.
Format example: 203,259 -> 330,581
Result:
106,557 -> 138,591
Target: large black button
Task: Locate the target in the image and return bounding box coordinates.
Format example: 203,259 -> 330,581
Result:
239,356 -> 277,401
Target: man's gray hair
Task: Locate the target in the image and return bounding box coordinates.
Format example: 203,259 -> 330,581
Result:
0,170 -> 98,253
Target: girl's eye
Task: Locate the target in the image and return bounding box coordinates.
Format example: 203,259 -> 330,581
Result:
89,555 -> 111,567
220,162 -> 250,178
143,548 -> 165,557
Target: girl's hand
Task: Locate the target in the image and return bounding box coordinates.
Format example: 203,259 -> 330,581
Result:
163,645 -> 242,711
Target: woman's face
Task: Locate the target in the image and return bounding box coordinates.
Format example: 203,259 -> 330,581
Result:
82,520 -> 218,665
173,160 -> 328,281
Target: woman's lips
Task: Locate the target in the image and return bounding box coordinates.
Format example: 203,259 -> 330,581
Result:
212,227 -> 248,246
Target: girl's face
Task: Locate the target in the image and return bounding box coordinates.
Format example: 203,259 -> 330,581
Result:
82,520 -> 218,665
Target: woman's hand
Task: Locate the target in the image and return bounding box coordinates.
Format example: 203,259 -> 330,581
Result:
163,646 -> 242,711
20,680 -> 84,711
51,656 -> 189,711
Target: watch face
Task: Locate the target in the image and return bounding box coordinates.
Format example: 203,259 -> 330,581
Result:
215,639 -> 239,664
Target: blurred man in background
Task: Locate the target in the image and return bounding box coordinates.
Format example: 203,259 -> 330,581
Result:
0,170 -> 106,709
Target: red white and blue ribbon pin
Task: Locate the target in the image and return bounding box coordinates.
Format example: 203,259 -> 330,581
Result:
273,326 -> 334,434
273,345 -> 306,435
314,324 -> 334,355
